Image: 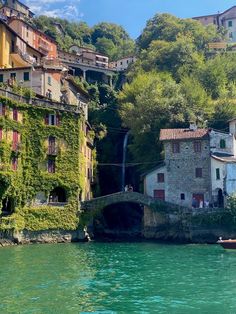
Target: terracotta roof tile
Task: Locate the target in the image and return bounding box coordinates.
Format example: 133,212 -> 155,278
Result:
159,128 -> 209,141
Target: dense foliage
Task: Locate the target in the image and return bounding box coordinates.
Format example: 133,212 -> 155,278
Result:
30,13 -> 236,193
0,96 -> 84,231
33,16 -> 135,60
117,13 -> 236,176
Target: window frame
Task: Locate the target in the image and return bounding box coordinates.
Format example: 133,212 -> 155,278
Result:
220,139 -> 226,149
23,71 -> 30,81
194,141 -> 202,153
195,168 -> 203,178
172,142 -> 180,153
48,159 -> 56,173
157,173 -> 165,183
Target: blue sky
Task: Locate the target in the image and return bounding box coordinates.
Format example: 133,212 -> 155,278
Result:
25,0 -> 236,38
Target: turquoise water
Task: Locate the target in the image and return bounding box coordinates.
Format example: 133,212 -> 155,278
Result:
0,242 -> 236,313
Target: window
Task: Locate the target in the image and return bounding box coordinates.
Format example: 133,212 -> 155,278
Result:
194,141 -> 202,153
228,20 -> 233,27
229,32 -> 233,39
45,114 -> 60,126
157,173 -> 165,183
12,130 -> 19,151
10,73 -> 16,80
196,168 -> 202,178
0,103 -> 5,116
12,156 -> 18,171
220,139 -> 226,149
48,159 -> 55,173
48,76 -> 52,85
13,107 -> 18,121
180,193 -> 185,200
48,136 -> 56,154
216,168 -> 220,180
0,74 -> 3,83
23,72 -> 29,81
172,142 -> 180,153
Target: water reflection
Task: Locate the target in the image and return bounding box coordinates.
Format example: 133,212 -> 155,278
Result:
0,243 -> 236,313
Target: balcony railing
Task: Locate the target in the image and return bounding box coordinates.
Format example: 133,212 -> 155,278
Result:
12,142 -> 20,152
48,145 -> 58,156
14,46 -> 38,65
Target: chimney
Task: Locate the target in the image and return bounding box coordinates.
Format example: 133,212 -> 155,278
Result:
189,122 -> 197,131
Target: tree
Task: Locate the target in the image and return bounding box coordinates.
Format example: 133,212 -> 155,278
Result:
95,37 -> 117,60
118,72 -> 214,169
140,35 -> 204,79
136,13 -> 223,51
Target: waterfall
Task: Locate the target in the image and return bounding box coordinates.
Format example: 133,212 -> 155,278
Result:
122,132 -> 129,191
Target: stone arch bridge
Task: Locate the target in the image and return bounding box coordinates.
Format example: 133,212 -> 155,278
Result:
81,192 -> 184,213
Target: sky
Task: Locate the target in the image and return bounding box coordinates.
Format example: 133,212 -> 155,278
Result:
25,0 -> 236,38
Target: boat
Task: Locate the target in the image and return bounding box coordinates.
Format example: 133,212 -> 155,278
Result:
217,237 -> 236,249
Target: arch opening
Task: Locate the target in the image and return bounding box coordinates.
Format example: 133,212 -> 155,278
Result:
1,197 -> 15,215
49,187 -> 67,203
94,202 -> 144,239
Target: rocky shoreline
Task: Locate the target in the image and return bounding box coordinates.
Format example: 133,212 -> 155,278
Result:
0,228 -> 91,247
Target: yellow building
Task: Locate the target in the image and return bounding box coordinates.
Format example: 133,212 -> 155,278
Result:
0,20 -> 42,69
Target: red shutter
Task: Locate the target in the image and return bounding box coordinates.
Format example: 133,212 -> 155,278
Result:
45,114 -> 49,125
13,108 -> 18,121
154,190 -> 165,201
0,128 -> 2,140
12,157 -> 18,171
56,114 -> 60,126
2,104 -> 5,116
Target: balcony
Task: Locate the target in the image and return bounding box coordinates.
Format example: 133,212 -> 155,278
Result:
12,142 -> 20,153
48,145 -> 58,156
38,39 -> 50,53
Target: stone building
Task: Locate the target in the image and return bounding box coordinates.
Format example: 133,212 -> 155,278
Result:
0,19 -> 42,68
144,124 -> 236,208
193,6 -> 236,43
0,84 -> 93,217
8,17 -> 58,59
110,56 -> 137,71
0,0 -> 34,20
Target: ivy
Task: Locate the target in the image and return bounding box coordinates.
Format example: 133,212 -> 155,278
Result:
0,95 -> 86,231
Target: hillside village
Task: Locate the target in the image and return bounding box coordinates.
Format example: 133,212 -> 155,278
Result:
2,0 -> 236,238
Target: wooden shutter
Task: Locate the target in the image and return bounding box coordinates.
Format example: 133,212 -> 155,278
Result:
45,114 -> 49,125
56,114 -> 60,126
13,107 -> 18,121
2,104 -> 5,116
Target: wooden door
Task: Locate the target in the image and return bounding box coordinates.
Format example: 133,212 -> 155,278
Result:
192,194 -> 204,208
154,190 -> 165,201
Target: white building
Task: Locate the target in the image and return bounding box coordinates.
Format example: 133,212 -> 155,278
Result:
144,122 -> 236,208
193,6 -> 236,43
110,56 -> 137,71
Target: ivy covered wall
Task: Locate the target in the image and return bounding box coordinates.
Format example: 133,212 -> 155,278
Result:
0,95 -> 87,232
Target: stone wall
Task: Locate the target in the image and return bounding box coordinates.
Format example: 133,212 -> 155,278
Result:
143,205 -> 236,243
0,228 -> 90,247
164,139 -> 211,207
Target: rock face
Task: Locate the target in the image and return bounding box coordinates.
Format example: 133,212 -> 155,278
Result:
142,206 -> 236,243
0,228 -> 90,247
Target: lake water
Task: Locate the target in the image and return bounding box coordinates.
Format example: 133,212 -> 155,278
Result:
0,242 -> 236,313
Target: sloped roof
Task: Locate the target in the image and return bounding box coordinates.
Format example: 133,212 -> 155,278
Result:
211,154 -> 236,163
159,128 -> 209,141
